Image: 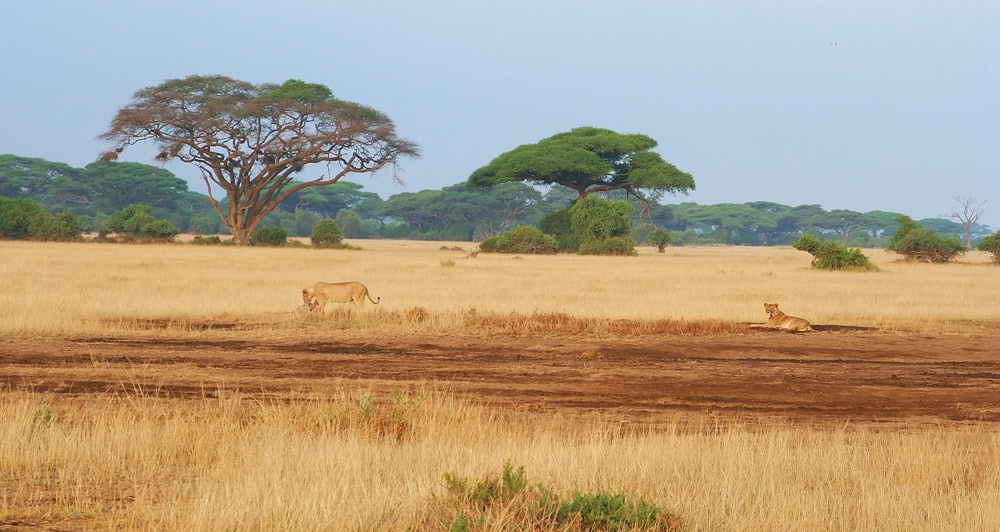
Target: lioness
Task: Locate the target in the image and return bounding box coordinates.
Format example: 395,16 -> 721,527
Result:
302,281 -> 380,312
759,302 -> 813,332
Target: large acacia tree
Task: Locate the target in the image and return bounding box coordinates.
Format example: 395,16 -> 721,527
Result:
100,75 -> 418,245
467,127 -> 694,208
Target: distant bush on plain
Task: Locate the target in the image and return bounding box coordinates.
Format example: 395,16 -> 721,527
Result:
794,234 -> 878,271
887,215 -> 965,262
250,226 -> 288,247
479,226 -> 558,254
311,218 -> 351,249
977,231 -> 1000,264
101,203 -> 180,242
0,197 -> 82,241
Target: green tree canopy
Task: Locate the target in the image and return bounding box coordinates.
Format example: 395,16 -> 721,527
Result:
79,162 -> 188,211
379,182 -> 541,240
100,75 -> 418,245
0,154 -> 81,200
278,180 -> 383,219
467,127 -> 694,203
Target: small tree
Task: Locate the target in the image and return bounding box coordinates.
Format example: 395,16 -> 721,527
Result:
648,227 -> 671,252
977,231 -> 1000,264
888,215 -> 965,262
793,235 -> 878,271
310,218 -> 345,248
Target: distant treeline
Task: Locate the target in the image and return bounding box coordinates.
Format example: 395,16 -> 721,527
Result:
1,154 -> 991,247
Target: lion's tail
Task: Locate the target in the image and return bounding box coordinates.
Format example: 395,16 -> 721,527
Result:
367,291 -> 380,305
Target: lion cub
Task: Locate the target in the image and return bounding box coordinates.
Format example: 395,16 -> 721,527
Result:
759,302 -> 813,332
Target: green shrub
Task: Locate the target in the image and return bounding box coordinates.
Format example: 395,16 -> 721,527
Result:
440,461 -> 678,531
648,227 -> 671,252
793,234 -> 821,255
33,211 -> 82,241
579,236 -> 639,256
102,203 -> 180,241
888,215 -> 965,262
478,226 -> 558,254
977,231 -> 1000,264
310,218 -> 350,248
538,209 -> 580,252
0,197 -> 82,241
567,195 -> 636,256
794,235 -> 878,271
250,226 -> 288,246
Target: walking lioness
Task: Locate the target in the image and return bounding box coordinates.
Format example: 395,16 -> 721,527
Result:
759,302 -> 813,332
302,281 -> 380,312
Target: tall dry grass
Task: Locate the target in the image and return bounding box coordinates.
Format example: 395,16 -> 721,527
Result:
2,389 -> 998,531
1,239 -> 998,338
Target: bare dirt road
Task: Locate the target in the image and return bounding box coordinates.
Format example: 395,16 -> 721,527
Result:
3,326 -> 999,426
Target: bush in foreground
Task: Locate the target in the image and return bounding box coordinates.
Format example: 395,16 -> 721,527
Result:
793,234 -> 878,271
439,461 -> 679,531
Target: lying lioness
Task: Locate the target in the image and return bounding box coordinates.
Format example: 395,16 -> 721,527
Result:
302,281 -> 380,312
757,302 -> 813,332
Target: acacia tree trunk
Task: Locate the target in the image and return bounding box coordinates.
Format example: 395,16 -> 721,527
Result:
232,227 -> 252,246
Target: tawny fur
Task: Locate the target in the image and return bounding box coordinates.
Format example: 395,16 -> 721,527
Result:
761,302 -> 813,332
302,281 -> 380,312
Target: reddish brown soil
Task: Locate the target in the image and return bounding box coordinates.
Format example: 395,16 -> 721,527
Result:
3,326 -> 999,426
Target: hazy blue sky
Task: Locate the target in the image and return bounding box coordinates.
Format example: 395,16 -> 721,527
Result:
2,1 -> 997,228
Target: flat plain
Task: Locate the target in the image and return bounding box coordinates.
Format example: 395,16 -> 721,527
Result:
2,239 -> 999,531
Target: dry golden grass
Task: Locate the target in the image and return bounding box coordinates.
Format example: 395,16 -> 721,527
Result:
3,239 -> 1000,530
1,239 -> 998,339
2,389 -> 999,531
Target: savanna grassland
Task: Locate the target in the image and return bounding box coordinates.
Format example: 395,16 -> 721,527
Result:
2,239 -> 999,531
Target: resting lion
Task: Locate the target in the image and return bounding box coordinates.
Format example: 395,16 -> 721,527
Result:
302,281 -> 380,312
755,302 -> 813,332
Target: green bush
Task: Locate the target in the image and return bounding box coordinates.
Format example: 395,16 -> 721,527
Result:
0,197 -> 82,241
440,461 -> 677,531
32,211 -> 82,241
648,227 -> 671,252
479,226 -> 558,254
567,195 -> 636,256
538,209 -> 581,252
888,215 -> 965,262
793,234 -> 821,255
794,235 -> 878,271
310,218 -> 348,248
579,236 -> 639,256
977,231 -> 1000,264
102,203 -> 180,242
250,226 -> 288,246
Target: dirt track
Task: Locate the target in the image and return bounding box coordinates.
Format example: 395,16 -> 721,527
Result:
3,327 -> 999,426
